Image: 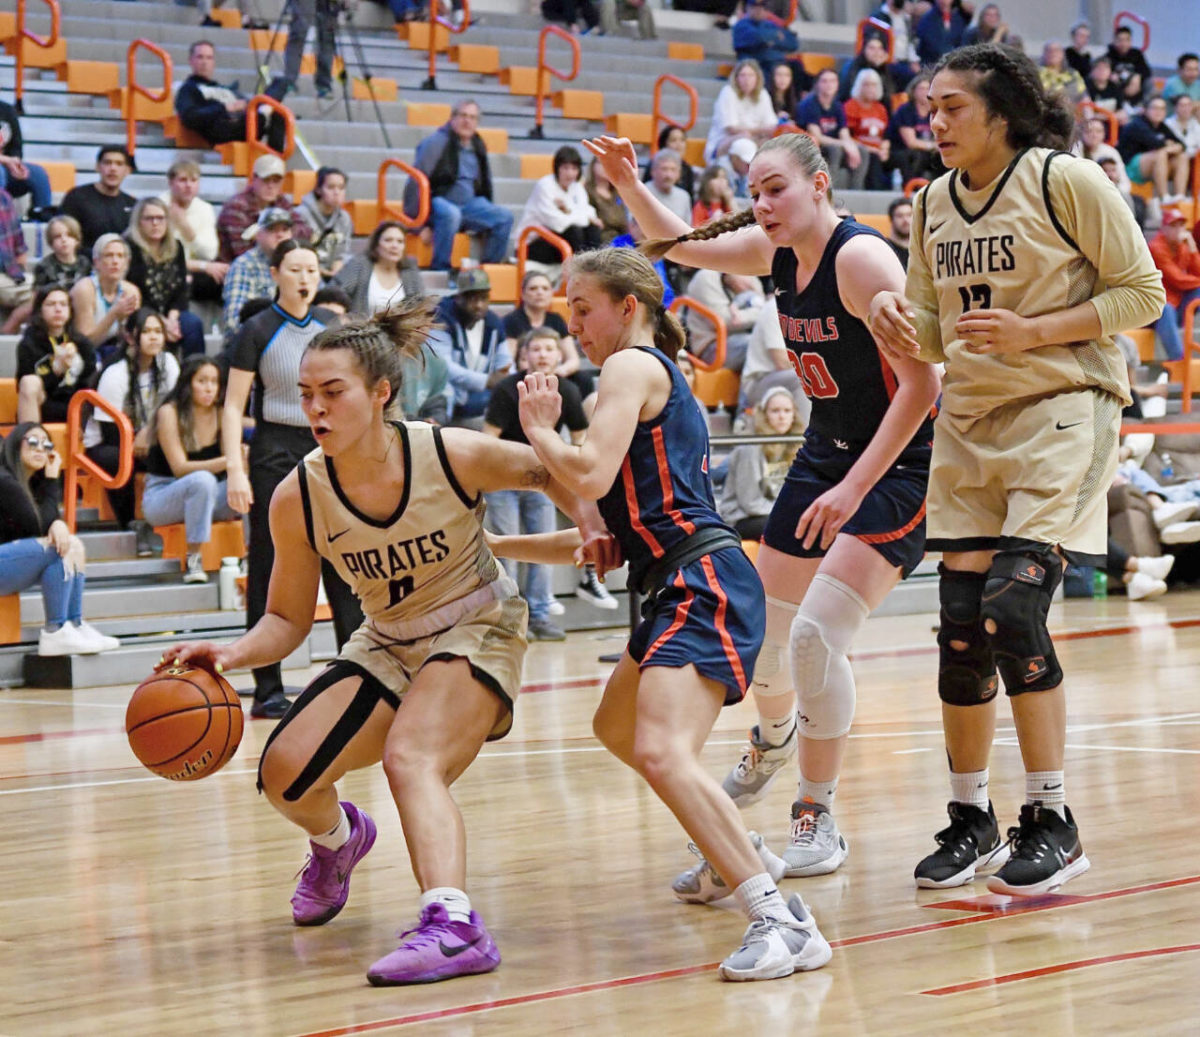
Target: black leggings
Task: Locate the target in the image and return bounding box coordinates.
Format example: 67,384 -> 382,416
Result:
526,223 -> 603,263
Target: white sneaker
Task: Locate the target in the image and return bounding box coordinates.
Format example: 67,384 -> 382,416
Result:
783,800 -> 849,877
546,599 -> 565,616
1160,521 -> 1200,544
183,553 -> 208,584
671,830 -> 786,904
1126,572 -> 1168,601
721,724 -> 797,806
73,622 -> 120,652
576,567 -> 618,609
718,893 -> 833,981
1153,501 -> 1196,530
1134,554 -> 1175,581
38,624 -> 99,657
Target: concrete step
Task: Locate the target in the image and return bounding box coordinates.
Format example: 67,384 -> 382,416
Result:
86,558 -> 184,580
20,579 -> 218,625
19,608 -> 249,644
76,529 -> 138,561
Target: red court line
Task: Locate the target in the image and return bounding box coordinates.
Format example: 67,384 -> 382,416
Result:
0,727 -> 116,746
921,944 -> 1200,995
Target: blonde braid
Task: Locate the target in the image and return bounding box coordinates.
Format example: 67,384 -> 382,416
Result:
639,207 -> 759,262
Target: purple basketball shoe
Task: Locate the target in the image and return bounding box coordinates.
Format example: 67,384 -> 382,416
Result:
367,904 -> 501,985
291,801 -> 377,926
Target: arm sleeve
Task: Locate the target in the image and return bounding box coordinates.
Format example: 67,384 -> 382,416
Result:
523,177 -> 571,233
221,260 -> 258,339
226,314 -> 263,372
15,330 -> 39,378
190,201 -> 220,263
904,186 -> 946,364
1052,157 -> 1167,335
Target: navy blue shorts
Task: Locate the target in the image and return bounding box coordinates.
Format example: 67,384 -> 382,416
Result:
628,546 -> 765,705
762,430 -> 931,577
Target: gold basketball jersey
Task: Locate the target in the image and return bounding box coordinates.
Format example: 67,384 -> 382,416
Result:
908,147 -> 1163,421
297,421 -> 515,637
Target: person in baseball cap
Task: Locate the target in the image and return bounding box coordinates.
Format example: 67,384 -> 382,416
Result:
217,151 -> 309,262
1149,204 -> 1200,362
435,266 -> 512,425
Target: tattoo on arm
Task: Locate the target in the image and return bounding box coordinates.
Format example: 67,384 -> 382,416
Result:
520,465 -> 550,489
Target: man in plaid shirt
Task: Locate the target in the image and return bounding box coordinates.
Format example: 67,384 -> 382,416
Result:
221,207 -> 294,341
216,153 -> 309,262
0,186 -> 32,333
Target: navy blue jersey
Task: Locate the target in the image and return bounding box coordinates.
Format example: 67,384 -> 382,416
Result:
597,346 -> 734,591
772,218 -> 935,448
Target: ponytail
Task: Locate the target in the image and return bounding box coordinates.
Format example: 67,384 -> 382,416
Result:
652,304 -> 686,357
640,207 -> 758,262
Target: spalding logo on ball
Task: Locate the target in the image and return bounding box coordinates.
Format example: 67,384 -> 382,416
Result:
126,663 -> 244,780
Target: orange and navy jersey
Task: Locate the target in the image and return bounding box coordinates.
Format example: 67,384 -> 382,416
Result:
771,218 -> 935,449
596,346 -> 735,592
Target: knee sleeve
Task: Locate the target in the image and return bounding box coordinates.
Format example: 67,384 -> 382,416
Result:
937,564 -> 999,706
790,574 -> 869,740
748,594 -> 797,699
980,547 -> 1064,695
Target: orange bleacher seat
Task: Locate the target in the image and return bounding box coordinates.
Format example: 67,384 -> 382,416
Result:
407,102 -> 451,127
56,60 -> 120,95
482,263 -> 517,303
403,22 -> 450,51
164,119 -> 216,151
108,87 -> 173,122
211,7 -> 241,28
352,78 -> 398,101
553,90 -> 604,121
404,230 -> 471,269
0,12 -> 15,40
500,67 -> 552,97
1127,327 -> 1157,363
801,53 -> 839,75
685,138 -> 707,167
854,213 -> 891,234
301,53 -> 344,77
1162,358 -> 1200,386
5,35 -> 67,68
477,127 -> 509,154
449,44 -> 500,75
0,379 -> 16,424
248,29 -> 287,52
668,42 -> 705,61
285,169 -> 317,201
0,594 -> 20,646
521,154 -> 555,179
605,113 -> 653,144
692,368 -> 740,409
40,161 -> 76,193
549,297 -> 570,321
1129,181 -> 1154,201
155,520 -> 246,572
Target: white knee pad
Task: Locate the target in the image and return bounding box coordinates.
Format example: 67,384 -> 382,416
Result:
790,574 -> 870,740
748,595 -> 799,698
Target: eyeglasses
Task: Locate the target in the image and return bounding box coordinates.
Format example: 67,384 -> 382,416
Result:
24,436 -> 54,450
141,214 -> 167,223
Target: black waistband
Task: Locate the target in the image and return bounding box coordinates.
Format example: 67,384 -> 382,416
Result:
637,526 -> 744,597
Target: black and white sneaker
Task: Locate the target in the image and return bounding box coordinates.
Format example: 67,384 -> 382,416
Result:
576,565 -> 618,609
914,801 -> 1010,889
986,804 -> 1090,896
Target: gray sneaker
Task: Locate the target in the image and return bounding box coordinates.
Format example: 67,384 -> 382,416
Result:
671,830 -> 786,904
783,800 -> 849,877
527,617 -> 566,641
722,724 -> 797,807
718,892 -> 833,981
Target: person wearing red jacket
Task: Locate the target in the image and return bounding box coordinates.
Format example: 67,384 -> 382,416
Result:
1149,206 -> 1200,360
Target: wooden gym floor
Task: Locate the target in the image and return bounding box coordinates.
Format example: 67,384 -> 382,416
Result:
2,592 -> 1199,1036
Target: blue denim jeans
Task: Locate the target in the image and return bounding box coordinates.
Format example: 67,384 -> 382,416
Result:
430,194 -> 514,269
484,488 -> 555,621
0,162 -> 52,209
142,471 -> 238,546
1154,286 -> 1200,361
0,538 -> 84,629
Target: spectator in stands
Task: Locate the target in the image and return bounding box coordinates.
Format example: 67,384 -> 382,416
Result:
297,166 -> 352,281
221,207 -> 294,340
845,69 -> 892,189
768,61 -> 802,124
1097,155 -> 1145,228
839,36 -> 897,110
1106,24 -> 1152,105
405,99 -> 513,272
176,40 -> 286,152
0,423 -> 120,656
71,234 -> 141,361
645,149 -> 693,225
1166,95 -> 1200,164
283,0 -> 338,99
432,268 -> 511,428
684,267 -> 764,372
125,198 -> 206,358
736,296 -> 804,421
914,0 -> 966,67
85,307 -> 180,556
197,0 -> 267,29
0,185 -> 32,334
141,356 -> 238,585
692,165 -> 736,226
482,326 -> 588,641
0,96 -> 53,220
16,286 -> 96,424
889,72 -> 942,185
332,220 -> 424,316
871,0 -> 921,82
962,3 -> 1015,47
884,195 -> 912,268
643,125 -> 697,202
797,68 -> 866,191
59,145 -> 136,254
1065,20 -> 1093,79
585,156 -> 629,244
1038,41 -> 1088,108
1085,56 -> 1130,120
541,0 -> 601,33
705,59 -> 777,163
718,387 -> 804,540
1119,97 -> 1190,214
397,336 -> 451,425
34,216 -> 90,293
216,153 -> 309,263
1149,206 -> 1200,362
599,0 -> 656,39
515,145 -> 604,263
310,284 -> 351,316
1163,53 -> 1200,104
161,160 -> 224,306
720,137 -> 756,200
732,0 -> 799,81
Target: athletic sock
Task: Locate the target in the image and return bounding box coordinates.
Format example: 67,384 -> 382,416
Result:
733,872 -> 792,923
759,710 -> 796,747
798,775 -> 838,812
1026,770 -> 1067,818
421,886 -> 472,924
310,806 -> 350,850
949,768 -> 990,811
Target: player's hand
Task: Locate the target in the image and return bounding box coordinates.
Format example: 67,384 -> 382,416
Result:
581,136 -> 641,192
794,480 -> 865,551
576,531 -> 623,579
156,642 -> 236,676
517,371 -> 564,431
955,308 -> 1036,355
868,290 -> 920,359
227,469 -> 253,513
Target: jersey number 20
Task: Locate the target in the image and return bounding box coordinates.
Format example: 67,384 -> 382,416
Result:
787,351 -> 840,399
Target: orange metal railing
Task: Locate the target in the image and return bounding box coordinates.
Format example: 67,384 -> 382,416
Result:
903,178 -> 929,198
516,225 -> 572,287
245,93 -> 296,162
533,25 -> 580,137
424,0 -> 471,89
651,75 -> 698,156
378,158 -> 429,229
15,0 -> 61,108
125,39 -> 172,154
64,390 -> 134,533
1113,11 -> 1150,51
1181,298 -> 1200,414
1077,101 -> 1119,146
668,296 -> 726,372
855,16 -> 894,60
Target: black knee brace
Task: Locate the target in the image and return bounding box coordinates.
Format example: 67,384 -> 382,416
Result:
937,564 -> 999,706
980,547 -> 1064,695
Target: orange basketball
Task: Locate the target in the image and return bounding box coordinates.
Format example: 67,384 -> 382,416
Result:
126,664 -> 244,781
